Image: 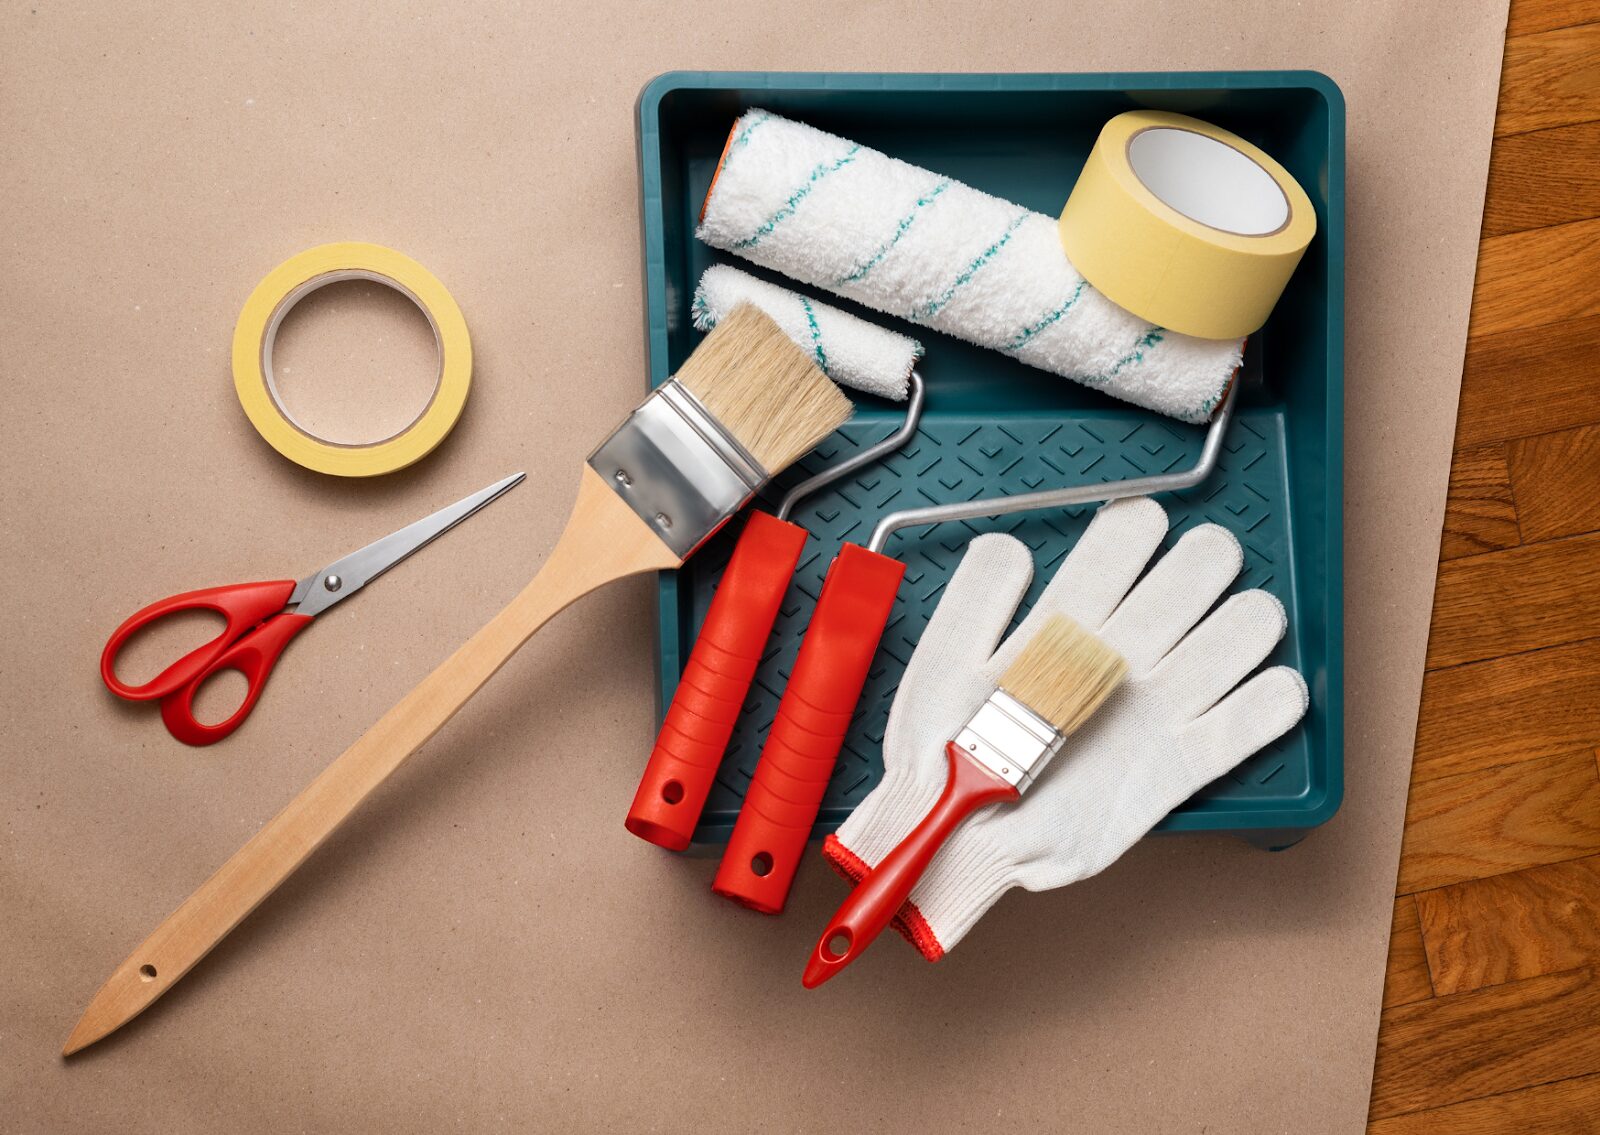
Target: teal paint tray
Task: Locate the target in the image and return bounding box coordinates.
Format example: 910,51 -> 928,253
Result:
635,72 -> 1344,850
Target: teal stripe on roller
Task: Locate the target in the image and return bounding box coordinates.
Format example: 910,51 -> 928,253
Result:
837,180 -> 951,285
910,211 -> 1028,322
1084,328 -> 1165,386
799,298 -> 829,373
1006,278 -> 1088,352
733,145 -> 862,251
729,112 -> 771,151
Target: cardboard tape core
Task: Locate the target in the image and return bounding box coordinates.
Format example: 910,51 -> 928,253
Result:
1126,127 -> 1290,237
233,243 -> 471,477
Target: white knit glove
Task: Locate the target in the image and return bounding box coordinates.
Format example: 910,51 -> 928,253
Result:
822,497 -> 1309,960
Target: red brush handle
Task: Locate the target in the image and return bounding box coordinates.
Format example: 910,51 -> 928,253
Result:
802,742 -> 1018,988
712,544 -> 906,913
626,511 -> 807,851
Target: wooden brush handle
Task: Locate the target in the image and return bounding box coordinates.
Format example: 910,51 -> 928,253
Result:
65,467 -> 678,1055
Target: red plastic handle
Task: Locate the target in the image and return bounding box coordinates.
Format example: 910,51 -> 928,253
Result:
711,544 -> 906,913
100,580 -> 299,701
626,511 -> 808,851
802,742 -> 1018,988
158,612 -> 314,745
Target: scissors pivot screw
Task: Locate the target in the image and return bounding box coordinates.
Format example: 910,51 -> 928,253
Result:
323,574 -> 343,593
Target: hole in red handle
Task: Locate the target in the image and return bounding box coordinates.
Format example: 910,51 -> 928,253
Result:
824,930 -> 852,960
190,667 -> 251,726
661,780 -> 684,805
750,852 -> 773,877
109,609 -> 226,688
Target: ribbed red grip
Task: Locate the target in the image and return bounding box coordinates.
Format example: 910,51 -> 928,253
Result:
625,510 -> 807,851
712,544 -> 906,913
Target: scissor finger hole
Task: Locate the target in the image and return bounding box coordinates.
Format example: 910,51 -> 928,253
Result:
109,609 -> 227,687
190,667 -> 252,726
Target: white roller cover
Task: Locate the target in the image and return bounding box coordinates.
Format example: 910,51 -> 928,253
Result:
692,265 -> 919,401
697,110 -> 1244,423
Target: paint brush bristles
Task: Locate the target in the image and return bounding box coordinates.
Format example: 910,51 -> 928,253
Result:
674,303 -> 852,474
1000,614 -> 1127,736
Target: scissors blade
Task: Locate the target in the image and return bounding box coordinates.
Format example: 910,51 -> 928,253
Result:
289,472 -> 526,618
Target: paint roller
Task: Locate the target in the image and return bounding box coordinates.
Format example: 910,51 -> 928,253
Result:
697,110 -> 1310,425
625,270 -> 925,850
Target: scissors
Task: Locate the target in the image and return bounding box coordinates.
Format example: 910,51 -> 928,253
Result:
101,472 -> 525,746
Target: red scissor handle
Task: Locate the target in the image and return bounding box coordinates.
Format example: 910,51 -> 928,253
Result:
711,544 -> 905,913
158,611 -> 314,745
802,742 -> 1018,988
101,580 -> 300,701
626,511 -> 808,851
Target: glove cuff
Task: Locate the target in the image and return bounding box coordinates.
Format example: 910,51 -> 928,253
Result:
821,834 -> 946,962
822,824 -> 1022,962
910,826 -> 1022,954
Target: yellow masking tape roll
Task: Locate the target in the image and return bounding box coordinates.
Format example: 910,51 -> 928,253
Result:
232,242 -> 471,477
1059,110 -> 1316,340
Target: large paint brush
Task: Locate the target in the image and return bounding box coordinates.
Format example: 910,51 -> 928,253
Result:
802,614 -> 1126,988
65,304 -> 852,1054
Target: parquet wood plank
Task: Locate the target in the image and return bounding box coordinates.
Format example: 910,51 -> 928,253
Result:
1425,532 -> 1600,669
1456,314 -> 1600,447
1417,853 -> 1600,995
1414,638 -> 1600,780
1507,423 -> 1600,541
1385,896 -> 1436,1007
1440,444 -> 1521,559
1369,1072 -> 1600,1135
1484,120 -> 1600,236
1467,217 -> 1600,339
1369,968 -> 1600,1119
1399,750 -> 1600,892
1495,24 -> 1600,136
1509,0 -> 1600,37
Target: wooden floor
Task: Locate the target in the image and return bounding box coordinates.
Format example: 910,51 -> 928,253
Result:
1366,3 -> 1600,1130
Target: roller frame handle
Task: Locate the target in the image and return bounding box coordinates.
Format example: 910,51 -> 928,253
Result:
802,742 -> 1018,988
626,511 -> 807,851
712,543 -> 905,913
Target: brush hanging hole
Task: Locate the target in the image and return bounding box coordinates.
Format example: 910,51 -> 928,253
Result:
138,964 -> 158,981
661,780 -> 684,805
750,852 -> 773,877
824,931 -> 852,960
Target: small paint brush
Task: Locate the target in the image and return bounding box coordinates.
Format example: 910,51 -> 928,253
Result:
802,614 -> 1127,988
65,304 -> 852,1055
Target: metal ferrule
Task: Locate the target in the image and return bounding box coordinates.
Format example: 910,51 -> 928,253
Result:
588,379 -> 768,559
951,689 -> 1064,791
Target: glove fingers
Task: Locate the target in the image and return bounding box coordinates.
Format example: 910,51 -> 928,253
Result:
1099,524 -> 1243,674
1178,666 -> 1310,783
997,497 -> 1168,673
913,533 -> 1035,672
883,533 -> 1034,759
1150,590 -> 1288,721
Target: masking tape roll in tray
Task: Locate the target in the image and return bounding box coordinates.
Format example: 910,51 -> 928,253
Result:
232,242 -> 471,477
1059,110 -> 1317,340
